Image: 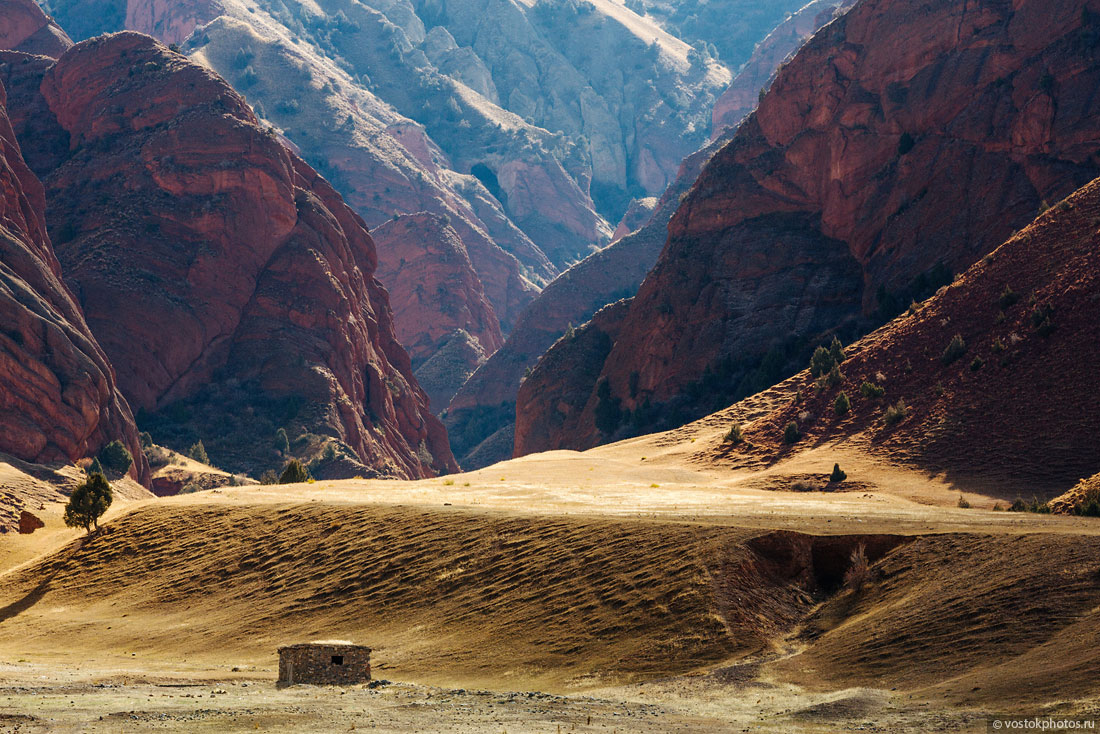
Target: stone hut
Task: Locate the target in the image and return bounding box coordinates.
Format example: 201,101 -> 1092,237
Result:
277,641 -> 371,686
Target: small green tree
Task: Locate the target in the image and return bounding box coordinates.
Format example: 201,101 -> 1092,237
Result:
275,427 -> 290,454
834,392 -> 851,416
829,336 -> 845,365
279,459 -> 310,484
822,365 -> 844,388
98,440 -> 133,477
189,440 -> 209,465
725,423 -> 744,445
830,463 -> 847,482
64,473 -> 113,533
809,346 -> 834,378
784,421 -> 800,444
86,456 -> 105,477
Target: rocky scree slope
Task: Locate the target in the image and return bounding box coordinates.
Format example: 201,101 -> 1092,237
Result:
514,0 -> 1100,457
6,32 -> 455,478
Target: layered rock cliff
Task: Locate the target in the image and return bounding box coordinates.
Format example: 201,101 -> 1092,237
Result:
0,50 -> 146,480
40,0 -> 614,275
722,174 -> 1100,496
9,32 -> 455,478
515,0 -> 1100,456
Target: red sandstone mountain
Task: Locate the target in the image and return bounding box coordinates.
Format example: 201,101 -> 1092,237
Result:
514,0 -> 1100,457
0,55 -> 146,481
709,174 -> 1100,497
0,0 -> 71,57
371,213 -> 501,411
710,0 -> 853,136
6,32 -> 454,478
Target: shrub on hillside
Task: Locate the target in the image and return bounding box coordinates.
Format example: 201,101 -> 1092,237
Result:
188,440 -> 210,465
279,459 -> 310,484
820,364 -> 844,389
843,543 -> 870,590
834,392 -> 851,416
998,286 -> 1019,309
810,346 -> 834,378
725,423 -> 744,445
784,421 -> 800,444
86,456 -> 105,477
942,334 -> 967,364
830,463 -> 846,482
883,399 -> 908,426
860,381 -> 885,399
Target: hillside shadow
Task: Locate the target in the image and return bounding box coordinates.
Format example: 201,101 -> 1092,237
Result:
0,537 -> 86,624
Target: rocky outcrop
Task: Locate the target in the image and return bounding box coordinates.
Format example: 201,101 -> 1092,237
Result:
0,59 -> 147,481
632,0 -> 822,71
734,174 -> 1100,496
610,197 -> 658,243
15,32 -> 454,478
446,128 -> 737,467
18,509 -> 44,534
711,0 -> 852,136
0,0 -> 72,57
515,0 -> 1100,456
371,212 -> 500,410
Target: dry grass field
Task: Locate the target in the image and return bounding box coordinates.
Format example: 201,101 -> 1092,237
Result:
1,424 -> 1098,731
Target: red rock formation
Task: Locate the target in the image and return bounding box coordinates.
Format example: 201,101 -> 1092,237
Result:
0,64 -> 147,481
125,0 -> 223,45
372,213 -> 502,365
371,213 -> 500,411
711,0 -> 852,136
515,0 -> 1100,456
18,509 -> 44,534
735,174 -> 1100,496
16,32 -> 454,478
0,0 -> 72,57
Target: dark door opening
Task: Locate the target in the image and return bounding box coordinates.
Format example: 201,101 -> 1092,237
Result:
331,655 -> 343,665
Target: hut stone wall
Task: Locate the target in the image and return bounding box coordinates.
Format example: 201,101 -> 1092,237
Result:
277,643 -> 371,685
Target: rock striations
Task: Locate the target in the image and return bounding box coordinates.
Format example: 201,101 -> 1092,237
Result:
0,44 -> 146,480
8,32 -> 454,478
515,0 -> 1100,457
